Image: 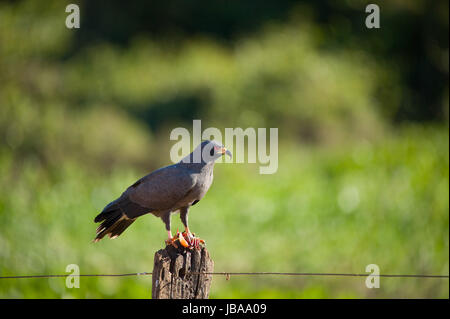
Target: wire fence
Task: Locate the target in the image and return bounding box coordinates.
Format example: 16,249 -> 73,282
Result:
0,272 -> 448,280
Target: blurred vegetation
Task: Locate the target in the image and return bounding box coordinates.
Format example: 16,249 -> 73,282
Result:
0,0 -> 448,298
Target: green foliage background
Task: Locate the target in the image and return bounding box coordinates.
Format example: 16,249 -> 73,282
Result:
0,0 -> 448,298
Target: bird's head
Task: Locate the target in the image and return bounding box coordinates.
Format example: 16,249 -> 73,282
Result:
181,140 -> 232,164
199,140 -> 232,163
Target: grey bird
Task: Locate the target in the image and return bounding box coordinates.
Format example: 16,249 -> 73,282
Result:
93,140 -> 232,247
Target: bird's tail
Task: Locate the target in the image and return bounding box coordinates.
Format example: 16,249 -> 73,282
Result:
93,208 -> 135,243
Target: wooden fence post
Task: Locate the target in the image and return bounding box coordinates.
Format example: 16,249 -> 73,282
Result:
152,244 -> 214,299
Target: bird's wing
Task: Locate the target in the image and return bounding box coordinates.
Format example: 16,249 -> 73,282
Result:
125,164 -> 197,211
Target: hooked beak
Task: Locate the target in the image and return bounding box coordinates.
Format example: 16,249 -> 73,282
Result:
221,147 -> 232,159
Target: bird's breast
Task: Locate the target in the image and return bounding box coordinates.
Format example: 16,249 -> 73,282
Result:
191,178 -> 212,200
171,168 -> 214,210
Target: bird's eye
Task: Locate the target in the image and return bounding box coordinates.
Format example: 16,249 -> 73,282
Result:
210,148 -> 215,156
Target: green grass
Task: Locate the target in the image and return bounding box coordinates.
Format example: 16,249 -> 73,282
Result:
0,125 -> 448,298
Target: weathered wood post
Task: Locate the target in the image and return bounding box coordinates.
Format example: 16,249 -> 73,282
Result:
152,245 -> 214,299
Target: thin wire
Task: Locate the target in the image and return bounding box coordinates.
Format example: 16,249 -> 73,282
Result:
0,273 -> 152,279
200,272 -> 449,278
0,272 -> 448,279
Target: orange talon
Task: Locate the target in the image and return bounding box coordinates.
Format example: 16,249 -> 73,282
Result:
175,229 -> 206,250
178,231 -> 190,248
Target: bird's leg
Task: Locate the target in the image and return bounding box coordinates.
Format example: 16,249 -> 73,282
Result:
180,207 -> 191,239
165,230 -> 174,244
162,211 -> 178,247
180,207 -> 195,241
180,207 -> 205,249
184,226 -> 194,241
